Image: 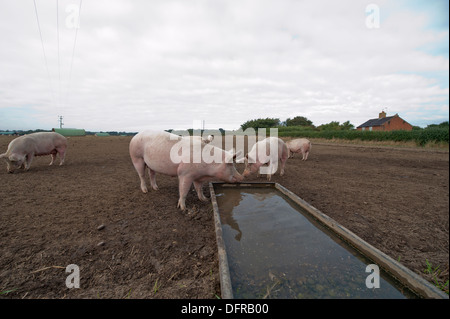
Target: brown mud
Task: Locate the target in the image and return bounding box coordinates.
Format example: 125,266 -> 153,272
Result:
0,135 -> 448,298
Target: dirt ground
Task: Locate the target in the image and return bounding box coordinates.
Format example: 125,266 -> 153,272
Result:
0,135 -> 448,299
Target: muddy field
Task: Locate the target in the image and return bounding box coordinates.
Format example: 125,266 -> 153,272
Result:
0,135 -> 448,299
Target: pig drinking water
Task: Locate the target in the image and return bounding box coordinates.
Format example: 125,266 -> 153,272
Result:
129,130 -> 244,210
0,132 -> 67,173
242,137 -> 288,181
286,138 -> 311,160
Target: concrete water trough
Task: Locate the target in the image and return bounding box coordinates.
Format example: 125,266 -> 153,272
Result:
209,182 -> 448,299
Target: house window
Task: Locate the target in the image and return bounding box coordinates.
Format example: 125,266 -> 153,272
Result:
369,127 -> 373,131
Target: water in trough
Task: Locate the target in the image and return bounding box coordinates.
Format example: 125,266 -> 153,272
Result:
214,185 -> 418,299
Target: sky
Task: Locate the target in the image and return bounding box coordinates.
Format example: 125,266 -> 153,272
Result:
0,0 -> 448,132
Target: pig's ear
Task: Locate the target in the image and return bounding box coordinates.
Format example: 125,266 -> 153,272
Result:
225,149 -> 238,163
234,150 -> 245,163
234,150 -> 243,161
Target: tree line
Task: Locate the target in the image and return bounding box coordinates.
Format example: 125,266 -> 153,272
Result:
240,116 -> 449,131
240,116 -> 355,131
238,116 -> 449,146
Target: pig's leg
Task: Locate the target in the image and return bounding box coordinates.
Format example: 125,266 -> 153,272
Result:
256,162 -> 262,178
280,147 -> 288,176
57,147 -> 66,165
131,158 -> 148,193
280,161 -> 286,176
49,153 -> 56,166
177,176 -> 193,211
148,168 -> 159,190
303,149 -> 309,161
279,158 -> 286,176
193,181 -> 208,201
24,153 -> 34,171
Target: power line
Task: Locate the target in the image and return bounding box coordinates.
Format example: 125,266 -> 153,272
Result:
65,0 -> 83,111
33,0 -> 56,109
33,0 -> 83,128
56,0 -> 61,112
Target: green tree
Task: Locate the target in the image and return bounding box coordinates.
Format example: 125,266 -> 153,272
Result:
427,121 -> 449,129
318,120 -> 354,131
340,121 -> 354,130
285,116 -> 314,127
240,118 -> 280,130
318,121 -> 341,131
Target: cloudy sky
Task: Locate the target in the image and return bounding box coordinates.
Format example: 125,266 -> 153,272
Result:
0,0 -> 448,132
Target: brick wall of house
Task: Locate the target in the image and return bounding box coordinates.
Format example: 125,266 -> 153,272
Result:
382,115 -> 413,131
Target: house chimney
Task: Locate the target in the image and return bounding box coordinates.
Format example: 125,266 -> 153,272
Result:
379,111 -> 386,118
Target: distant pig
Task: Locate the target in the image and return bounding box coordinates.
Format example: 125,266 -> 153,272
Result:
190,134 -> 214,144
0,132 -> 67,173
129,130 -> 244,210
242,137 -> 288,181
205,135 -> 214,143
286,138 -> 311,160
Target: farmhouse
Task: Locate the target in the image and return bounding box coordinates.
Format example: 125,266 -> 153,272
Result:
356,111 -> 413,131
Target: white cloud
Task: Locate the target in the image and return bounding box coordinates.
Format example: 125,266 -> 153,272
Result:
0,0 -> 448,131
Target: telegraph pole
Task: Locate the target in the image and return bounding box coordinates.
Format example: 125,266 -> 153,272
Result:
58,115 -> 64,128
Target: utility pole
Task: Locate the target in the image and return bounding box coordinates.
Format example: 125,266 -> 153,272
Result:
58,115 -> 64,128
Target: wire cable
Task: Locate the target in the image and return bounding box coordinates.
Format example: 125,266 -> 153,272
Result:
65,0 -> 83,111
56,0 -> 61,112
33,0 -> 57,109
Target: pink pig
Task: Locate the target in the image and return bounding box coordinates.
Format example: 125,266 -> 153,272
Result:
0,132 -> 67,173
242,137 -> 288,181
129,130 -> 244,210
286,138 -> 311,160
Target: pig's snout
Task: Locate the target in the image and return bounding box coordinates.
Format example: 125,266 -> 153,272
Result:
242,168 -> 250,177
229,171 -> 244,183
233,173 -> 244,183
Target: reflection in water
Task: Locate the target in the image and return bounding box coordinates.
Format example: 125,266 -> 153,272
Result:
215,191 -> 244,241
215,186 -> 417,299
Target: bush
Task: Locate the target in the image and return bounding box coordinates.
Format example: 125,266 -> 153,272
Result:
276,127 -> 449,146
240,118 -> 280,131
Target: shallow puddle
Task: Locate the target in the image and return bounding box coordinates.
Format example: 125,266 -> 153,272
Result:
214,186 -> 418,299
